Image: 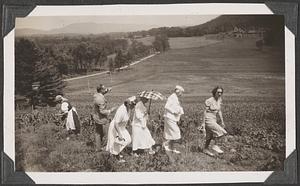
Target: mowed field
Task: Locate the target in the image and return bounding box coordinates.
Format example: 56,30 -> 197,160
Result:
65,37 -> 284,98
16,36 -> 285,172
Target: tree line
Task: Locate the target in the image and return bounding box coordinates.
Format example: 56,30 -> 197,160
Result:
15,34 -> 170,106
130,15 -> 284,46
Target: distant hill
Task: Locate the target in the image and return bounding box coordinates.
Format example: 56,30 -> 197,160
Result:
15,28 -> 48,36
16,22 -> 158,36
142,15 -> 284,37
187,15 -> 283,34
16,15 -> 284,46
128,15 -> 284,46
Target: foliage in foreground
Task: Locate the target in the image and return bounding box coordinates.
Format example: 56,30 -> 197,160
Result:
15,96 -> 285,172
15,38 -> 65,106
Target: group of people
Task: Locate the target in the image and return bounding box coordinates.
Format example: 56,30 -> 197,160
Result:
55,84 -> 227,162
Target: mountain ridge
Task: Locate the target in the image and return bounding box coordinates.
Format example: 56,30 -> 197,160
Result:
16,22 -> 159,36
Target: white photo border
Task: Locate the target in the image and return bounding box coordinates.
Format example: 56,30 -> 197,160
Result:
4,3 -> 295,184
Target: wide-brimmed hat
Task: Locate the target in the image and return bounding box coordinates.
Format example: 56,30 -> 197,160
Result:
55,95 -> 63,102
175,85 -> 185,92
55,95 -> 68,102
128,96 -> 137,103
125,96 -> 137,106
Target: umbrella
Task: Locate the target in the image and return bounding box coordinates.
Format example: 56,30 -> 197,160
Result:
137,90 -> 165,114
138,90 -> 165,101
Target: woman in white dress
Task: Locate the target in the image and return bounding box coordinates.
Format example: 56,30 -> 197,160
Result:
106,97 -> 136,162
198,86 -> 227,157
55,95 -> 80,136
131,97 -> 155,156
163,85 -> 184,154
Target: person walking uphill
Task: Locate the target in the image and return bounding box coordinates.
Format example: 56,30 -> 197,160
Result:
93,84 -> 117,151
106,96 -> 136,163
55,95 -> 80,136
198,86 -> 227,157
131,97 -> 156,156
163,85 -> 185,154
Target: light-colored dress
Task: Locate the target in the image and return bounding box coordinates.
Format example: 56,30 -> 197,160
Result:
163,93 -> 184,140
61,101 -> 80,134
204,97 -> 227,138
106,104 -> 131,155
131,101 -> 155,151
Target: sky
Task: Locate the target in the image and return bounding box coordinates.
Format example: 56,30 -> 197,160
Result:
16,15 -> 219,31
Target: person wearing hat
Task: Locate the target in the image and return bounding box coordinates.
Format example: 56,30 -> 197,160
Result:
131,96 -> 156,157
106,96 -> 136,163
55,95 -> 80,136
198,86 -> 227,157
163,85 -> 185,154
93,84 -> 117,151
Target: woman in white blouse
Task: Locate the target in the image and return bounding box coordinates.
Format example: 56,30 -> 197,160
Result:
163,85 -> 184,154
55,95 -> 80,135
106,97 -> 136,163
199,86 -> 227,157
131,97 -> 155,156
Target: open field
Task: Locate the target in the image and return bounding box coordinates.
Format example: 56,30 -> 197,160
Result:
16,36 -> 285,172
136,35 -> 221,49
65,37 -> 284,97
136,36 -> 154,46
169,36 -> 221,49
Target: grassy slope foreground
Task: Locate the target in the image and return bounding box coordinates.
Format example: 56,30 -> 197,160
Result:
15,36 -> 285,172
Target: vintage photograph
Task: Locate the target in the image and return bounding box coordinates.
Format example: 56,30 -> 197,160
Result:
14,14 -> 285,172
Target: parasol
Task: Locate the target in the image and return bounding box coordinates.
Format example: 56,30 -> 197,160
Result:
137,90 -> 165,114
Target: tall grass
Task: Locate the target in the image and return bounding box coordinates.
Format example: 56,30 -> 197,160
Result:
15,96 -> 285,172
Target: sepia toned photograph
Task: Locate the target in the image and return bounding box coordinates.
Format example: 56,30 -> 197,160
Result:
14,13 -> 285,173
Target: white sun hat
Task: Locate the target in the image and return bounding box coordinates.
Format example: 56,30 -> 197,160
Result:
128,96 -> 136,102
55,95 -> 63,102
175,85 -> 185,92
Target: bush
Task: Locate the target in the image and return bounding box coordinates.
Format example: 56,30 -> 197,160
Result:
15,96 -> 285,171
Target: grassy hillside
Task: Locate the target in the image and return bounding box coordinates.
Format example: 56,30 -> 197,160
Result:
133,15 -> 284,46
189,15 -> 283,33
16,36 -> 285,172
65,37 -> 284,97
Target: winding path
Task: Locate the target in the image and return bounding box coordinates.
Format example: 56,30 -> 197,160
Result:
64,53 -> 159,82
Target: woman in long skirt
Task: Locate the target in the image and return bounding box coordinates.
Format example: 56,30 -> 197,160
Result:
131,97 -> 155,156
163,85 -> 185,154
106,96 -> 136,162
55,95 -> 80,136
198,86 -> 227,157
